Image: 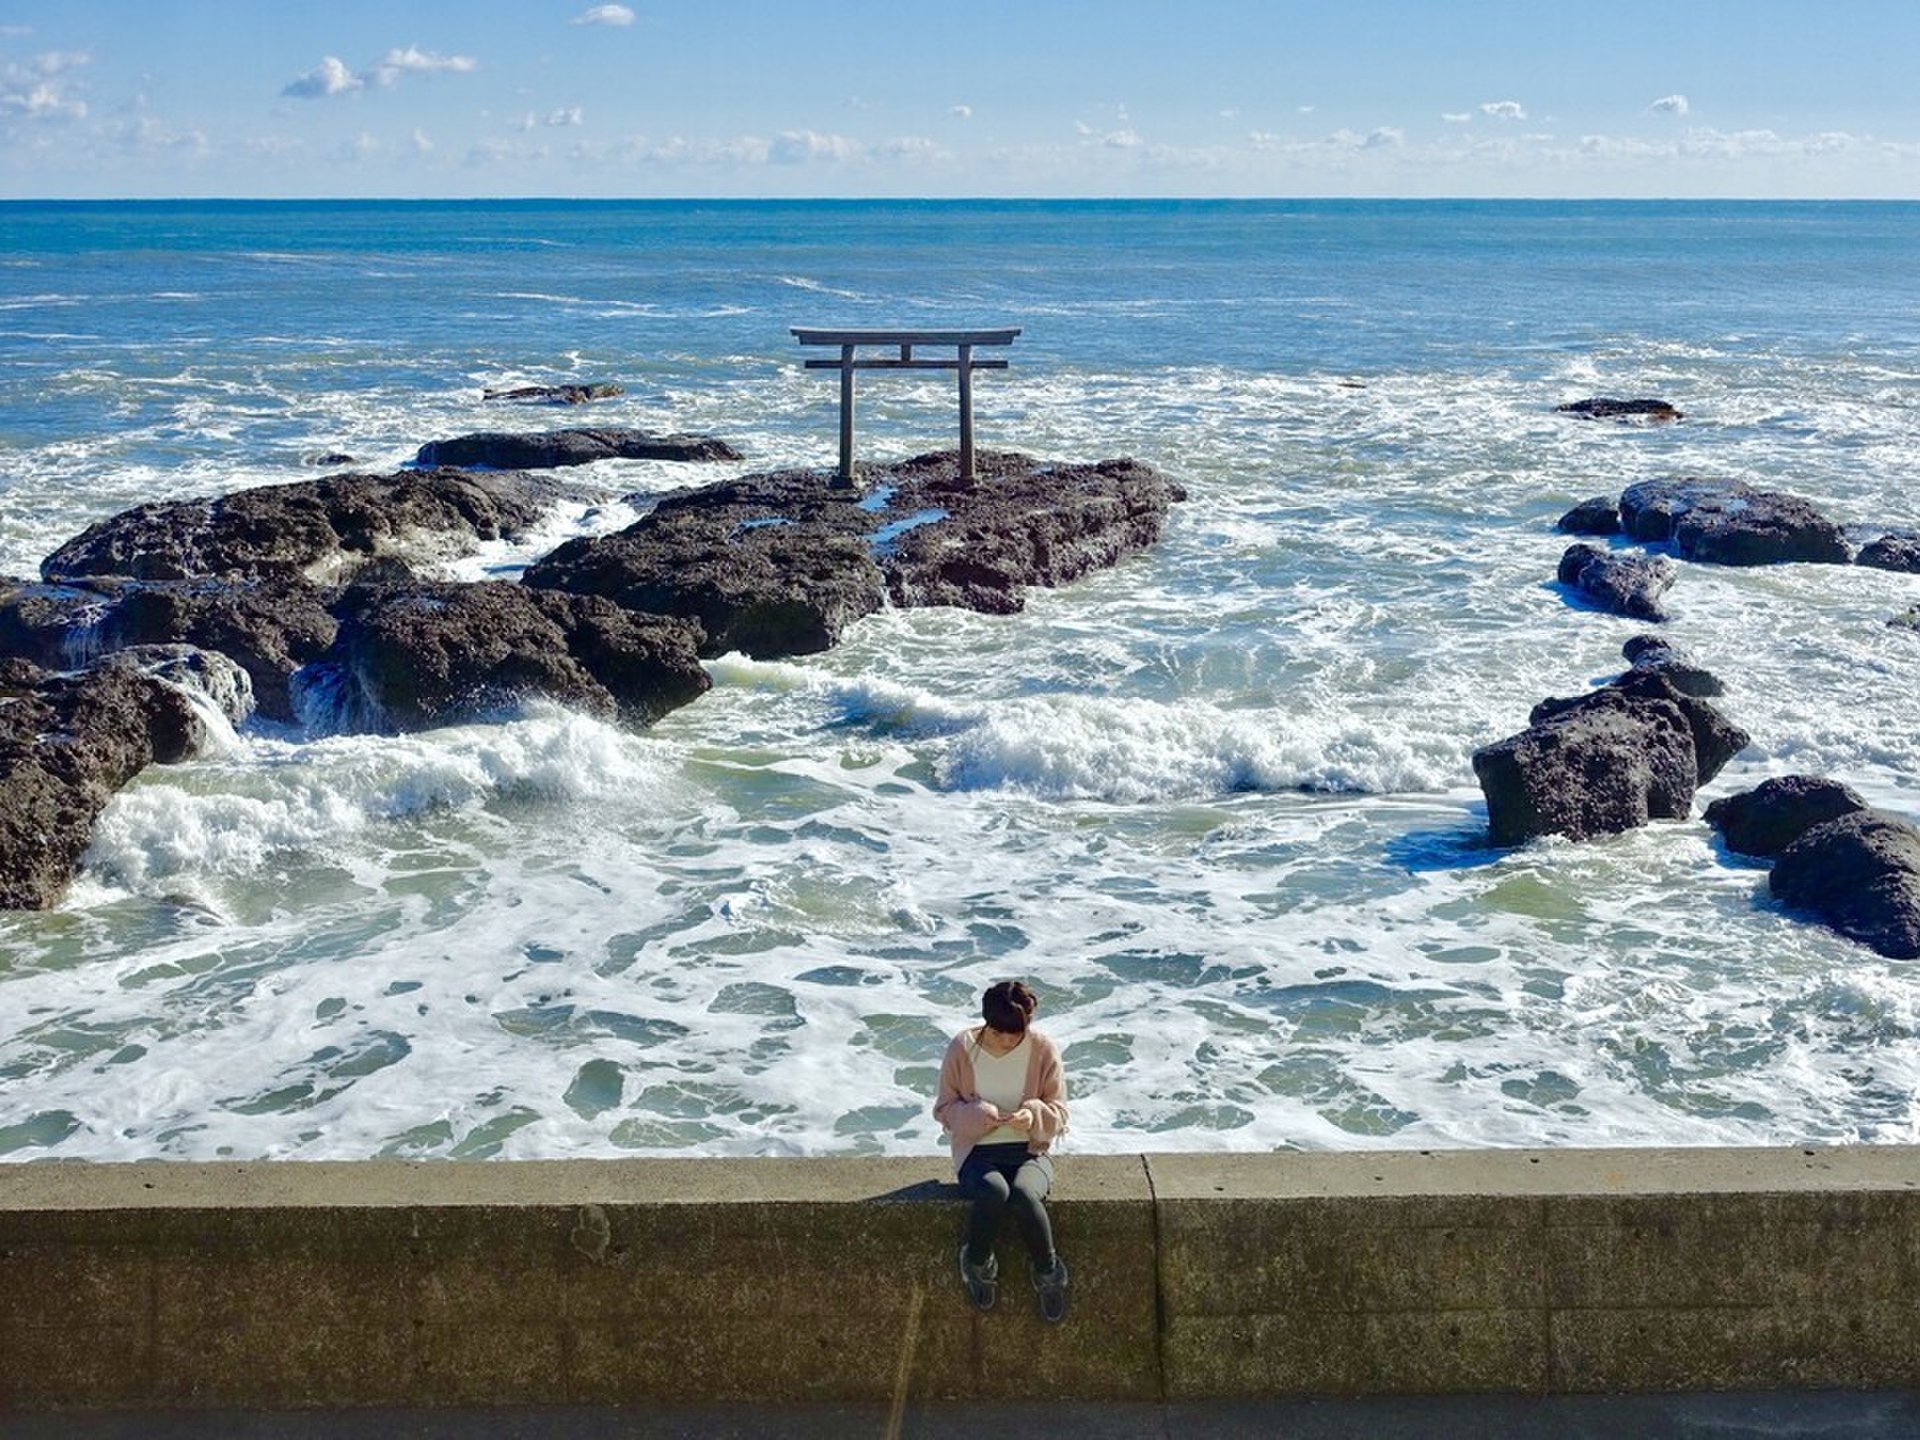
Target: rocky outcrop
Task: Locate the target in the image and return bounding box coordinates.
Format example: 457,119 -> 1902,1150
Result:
1621,634 -> 1725,698
0,650 -> 242,909
483,383 -> 625,405
1856,533 -> 1920,573
1473,653 -> 1748,846
1617,478 -> 1850,566
1706,774 -> 1869,859
310,582 -> 708,732
525,450 -> 1186,659
1770,810 -> 1920,960
1557,542 -> 1675,621
41,469 -> 559,585
412,429 -> 741,470
1556,398 -> 1683,423
1556,497 -> 1621,536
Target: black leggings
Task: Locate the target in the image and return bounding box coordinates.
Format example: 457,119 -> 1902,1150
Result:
958,1142 -> 1055,1270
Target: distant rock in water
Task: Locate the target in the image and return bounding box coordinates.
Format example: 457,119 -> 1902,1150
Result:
1556,397 -> 1683,423
311,581 -> 709,733
1556,496 -> 1620,536
1618,477 -> 1850,565
523,449 -> 1186,659
1771,809 -> 1920,960
482,383 -> 625,405
1856,532 -> 1920,573
412,429 -> 741,470
40,469 -> 559,585
305,451 -> 357,467
1891,607 -> 1920,633
1706,774 -> 1869,859
0,650 -> 243,909
1472,664 -> 1747,847
1557,542 -> 1674,621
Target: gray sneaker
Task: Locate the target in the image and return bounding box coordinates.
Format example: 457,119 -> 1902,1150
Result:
958,1244 -> 999,1311
1032,1254 -> 1069,1323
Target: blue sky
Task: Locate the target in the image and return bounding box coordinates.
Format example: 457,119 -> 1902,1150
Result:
4,1 -> 1918,198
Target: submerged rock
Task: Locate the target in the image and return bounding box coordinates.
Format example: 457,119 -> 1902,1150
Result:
483,383 -> 625,405
1556,496 -> 1621,536
412,429 -> 741,470
1770,809 -> 1920,960
1556,398 -> 1683,423
524,449 -> 1186,659
1557,542 -> 1675,621
313,581 -> 709,732
1706,774 -> 1869,859
0,651 -> 235,909
1617,478 -> 1850,565
41,469 -> 558,585
1621,634 -> 1725,697
1856,532 -> 1920,573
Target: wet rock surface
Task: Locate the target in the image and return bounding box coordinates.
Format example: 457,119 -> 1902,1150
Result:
316,581 -> 709,732
0,652 -> 231,909
525,449 -> 1186,658
1617,478 -> 1850,565
1556,397 -> 1684,423
1856,532 -> 1920,573
1557,542 -> 1675,621
1556,496 -> 1621,536
482,383 -> 626,405
1770,809 -> 1920,959
1706,774 -> 1870,859
41,469 -> 559,585
1474,653 -> 1748,846
412,429 -> 742,469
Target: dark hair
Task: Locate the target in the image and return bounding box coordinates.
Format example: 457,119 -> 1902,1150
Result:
981,979 -> 1037,1035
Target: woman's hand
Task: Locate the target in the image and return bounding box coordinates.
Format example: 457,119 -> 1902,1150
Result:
1003,1108 -> 1033,1131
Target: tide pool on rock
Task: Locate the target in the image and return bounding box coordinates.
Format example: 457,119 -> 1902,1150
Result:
3,198 -> 1920,1163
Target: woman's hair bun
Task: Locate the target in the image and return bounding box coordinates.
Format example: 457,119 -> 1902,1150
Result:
982,979 -> 1037,1032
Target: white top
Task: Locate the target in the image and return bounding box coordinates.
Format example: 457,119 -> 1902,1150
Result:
972,1032 -> 1030,1146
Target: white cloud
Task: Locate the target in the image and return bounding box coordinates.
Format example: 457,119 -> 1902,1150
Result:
769,129 -> 858,164
371,47 -> 476,86
413,128 -> 435,154
546,106 -> 584,127
1480,101 -> 1527,120
1441,112 -> 1471,124
1297,105 -> 1315,115
1,79 -> 87,120
573,5 -> 636,25
882,136 -> 946,160
1325,127 -> 1404,150
1649,94 -> 1690,116
949,104 -> 972,120
283,56 -> 365,99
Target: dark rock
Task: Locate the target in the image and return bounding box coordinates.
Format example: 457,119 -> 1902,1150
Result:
1705,775 -> 1870,859
1620,634 -> 1726,697
1557,542 -> 1674,622
483,383 -> 625,405
305,451 -> 357,467
412,429 -> 741,470
309,582 -> 708,733
1856,533 -> 1920,573
1556,398 -> 1683,423
1556,497 -> 1621,536
1617,478 -> 1850,564
1473,688 -> 1701,846
523,450 -> 1186,659
1771,809 -> 1920,959
41,469 -> 557,585
1891,608 -> 1920,633
1,577 -> 338,722
1531,668 -> 1747,789
0,652 -> 229,909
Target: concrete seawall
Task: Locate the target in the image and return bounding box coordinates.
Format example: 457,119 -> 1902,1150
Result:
2,1146 -> 1917,1412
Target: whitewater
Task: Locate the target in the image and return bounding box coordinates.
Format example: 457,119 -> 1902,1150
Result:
2,199 -> 1918,1161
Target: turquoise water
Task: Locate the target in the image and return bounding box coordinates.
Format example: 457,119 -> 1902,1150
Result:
2,200 -> 1918,1161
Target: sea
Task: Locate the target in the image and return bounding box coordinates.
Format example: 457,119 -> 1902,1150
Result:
2,198 -> 1918,1163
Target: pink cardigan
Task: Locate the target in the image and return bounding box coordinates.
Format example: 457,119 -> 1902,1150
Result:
933,1027 -> 1069,1177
